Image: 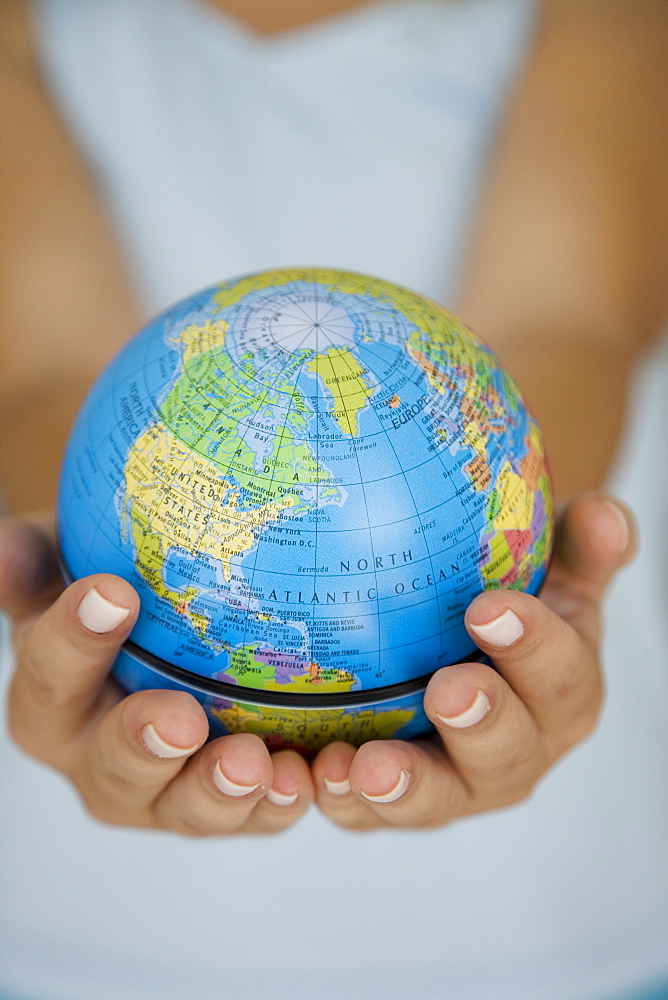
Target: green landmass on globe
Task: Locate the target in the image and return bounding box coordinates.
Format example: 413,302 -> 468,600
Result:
58,267 -> 554,755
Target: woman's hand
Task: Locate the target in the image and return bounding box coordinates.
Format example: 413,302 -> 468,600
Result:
1,516 -> 313,835
310,493 -> 635,831
2,493 -> 635,836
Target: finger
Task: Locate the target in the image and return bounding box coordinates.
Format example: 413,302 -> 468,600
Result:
545,493 -> 636,641
316,680 -> 540,829
314,737 -> 472,831
423,661 -> 547,806
153,733 -> 274,837
312,741 -> 381,830
555,493 -> 636,580
0,515 -> 61,619
346,738 -> 469,830
465,589 -> 602,747
71,689 -> 209,823
243,749 -> 314,833
9,574 -> 139,759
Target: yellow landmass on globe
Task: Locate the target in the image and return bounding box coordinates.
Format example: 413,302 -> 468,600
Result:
213,269 -> 301,311
406,346 -> 460,398
493,461 -> 534,530
305,346 -> 373,436
170,318 -> 230,363
212,267 -> 378,313
481,531 -> 515,584
263,669 -> 355,695
212,269 -> 490,403
211,700 -> 416,752
126,523 -> 203,632
520,424 -> 548,491
223,644 -> 357,693
122,422 -> 295,619
464,419 -> 487,457
212,267 -> 457,333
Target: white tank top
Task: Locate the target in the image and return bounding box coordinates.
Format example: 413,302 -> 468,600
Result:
1,2 -> 667,998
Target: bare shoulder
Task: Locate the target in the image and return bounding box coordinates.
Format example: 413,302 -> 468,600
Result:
458,0 -> 668,353
0,0 -> 140,510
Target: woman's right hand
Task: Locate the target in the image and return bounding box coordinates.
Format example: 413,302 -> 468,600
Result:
1,515 -> 313,835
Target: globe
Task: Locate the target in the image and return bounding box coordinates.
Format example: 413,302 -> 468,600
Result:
58,267 -> 554,757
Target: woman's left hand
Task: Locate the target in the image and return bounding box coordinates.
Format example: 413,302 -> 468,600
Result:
310,493 -> 635,831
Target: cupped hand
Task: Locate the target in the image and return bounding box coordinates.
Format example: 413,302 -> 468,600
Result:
1,516 -> 313,835
2,494 -> 636,836
310,493 -> 635,831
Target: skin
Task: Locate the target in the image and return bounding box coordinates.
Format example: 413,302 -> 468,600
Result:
0,0 -> 666,835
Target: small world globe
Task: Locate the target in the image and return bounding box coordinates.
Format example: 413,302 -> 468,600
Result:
58,268 -> 554,757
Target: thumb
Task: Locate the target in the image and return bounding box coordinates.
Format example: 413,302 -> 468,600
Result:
541,493 -> 637,647
554,493 -> 637,591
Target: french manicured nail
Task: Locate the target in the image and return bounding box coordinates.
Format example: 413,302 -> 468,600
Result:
323,777 -> 351,796
141,723 -> 198,759
437,689 -> 491,729
77,587 -> 130,633
602,498 -> 630,555
469,608 -> 523,647
213,761 -> 260,798
360,769 -> 411,804
266,787 -> 299,807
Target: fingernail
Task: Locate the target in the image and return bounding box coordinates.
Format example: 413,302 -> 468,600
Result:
77,587 -> 130,634
141,723 -> 198,759
469,607 -> 523,647
213,761 -> 260,798
601,498 -> 630,555
266,787 -> 299,807
437,689 -> 491,729
360,769 -> 411,804
323,777 -> 351,796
